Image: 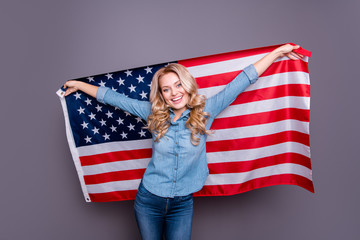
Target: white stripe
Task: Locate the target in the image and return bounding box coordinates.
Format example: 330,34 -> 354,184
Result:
77,138 -> 152,157
87,179 -> 141,194
82,158 -> 150,176
206,142 -> 310,164
208,119 -> 309,142
85,163 -> 312,194
204,163 -> 312,186
198,71 -> 310,98
217,96 -> 310,118
187,54 -> 308,78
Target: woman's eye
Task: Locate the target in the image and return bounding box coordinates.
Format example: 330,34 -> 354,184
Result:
163,89 -> 168,92
177,83 -> 182,87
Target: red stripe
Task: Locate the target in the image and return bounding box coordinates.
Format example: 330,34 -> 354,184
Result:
206,131 -> 310,152
179,44 -> 283,67
194,174 -> 315,197
80,148 -> 152,166
89,190 -> 138,202
196,59 -> 309,89
87,174 -> 314,202
211,108 -> 310,130
208,153 -> 311,174
84,169 -> 146,185
231,84 -> 310,106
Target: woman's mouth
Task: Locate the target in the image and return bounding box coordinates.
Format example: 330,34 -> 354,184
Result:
171,95 -> 183,103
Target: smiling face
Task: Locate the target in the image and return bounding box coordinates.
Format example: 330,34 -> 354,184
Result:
159,72 -> 190,117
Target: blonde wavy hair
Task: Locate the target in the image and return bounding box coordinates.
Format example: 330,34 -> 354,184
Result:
147,63 -> 211,145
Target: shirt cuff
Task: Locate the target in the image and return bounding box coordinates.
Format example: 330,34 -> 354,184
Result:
96,86 -> 110,104
243,64 -> 259,84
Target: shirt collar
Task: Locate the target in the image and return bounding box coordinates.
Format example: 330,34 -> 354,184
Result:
169,108 -> 191,123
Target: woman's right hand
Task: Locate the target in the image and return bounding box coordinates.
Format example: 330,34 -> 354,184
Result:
63,80 -> 99,98
63,80 -> 81,96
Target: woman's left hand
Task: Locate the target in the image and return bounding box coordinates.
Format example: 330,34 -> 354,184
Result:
275,44 -> 304,60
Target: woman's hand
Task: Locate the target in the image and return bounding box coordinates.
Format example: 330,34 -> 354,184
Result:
63,80 -> 99,98
64,80 -> 80,96
274,44 -> 304,60
253,43 -> 303,76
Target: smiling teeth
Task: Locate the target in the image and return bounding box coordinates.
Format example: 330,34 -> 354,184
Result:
172,96 -> 182,101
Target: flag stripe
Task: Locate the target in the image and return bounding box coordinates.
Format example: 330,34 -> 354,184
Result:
84,168 -> 146,185
211,108 -> 309,129
217,96 -> 310,118
195,174 -> 314,197
207,142 -> 310,163
231,84 -> 310,105
206,131 -> 310,152
179,44 -> 284,68
80,148 -> 152,166
208,153 -> 311,174
195,60 -> 308,89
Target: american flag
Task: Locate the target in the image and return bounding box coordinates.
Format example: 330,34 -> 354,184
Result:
57,43 -> 313,202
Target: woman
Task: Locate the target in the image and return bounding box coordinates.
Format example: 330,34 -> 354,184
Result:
64,44 -> 303,240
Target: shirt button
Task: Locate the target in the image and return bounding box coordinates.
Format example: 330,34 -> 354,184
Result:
173,180 -> 176,183
174,168 -> 177,171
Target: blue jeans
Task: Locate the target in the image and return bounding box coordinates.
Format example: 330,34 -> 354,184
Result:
134,181 -> 193,240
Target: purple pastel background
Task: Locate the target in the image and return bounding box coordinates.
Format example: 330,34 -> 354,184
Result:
1,0 -> 359,239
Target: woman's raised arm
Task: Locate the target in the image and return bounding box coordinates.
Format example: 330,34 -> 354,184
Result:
253,44 -> 303,76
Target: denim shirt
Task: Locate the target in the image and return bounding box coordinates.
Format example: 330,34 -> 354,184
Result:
96,64 -> 258,197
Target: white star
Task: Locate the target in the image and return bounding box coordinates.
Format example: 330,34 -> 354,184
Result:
111,86 -> 117,92
120,131 -> 128,139
116,117 -> 124,125
128,84 -> 136,93
128,123 -> 135,131
125,69 -> 132,77
139,91 -> 148,99
136,75 -> 144,83
148,83 -> 152,88
84,136 -> 92,143
77,107 -> 85,114
135,117 -> 143,123
92,127 -> 100,134
117,77 -> 125,86
105,73 -> 113,79
85,98 -> 92,105
74,92 -> 82,100
103,133 -> 110,140
110,125 -> 117,132
105,110 -> 113,118
124,111 -> 131,116
99,119 -> 107,126
99,80 -> 106,87
95,104 -> 103,112
138,129 -> 146,137
144,66 -> 152,74
87,77 -> 95,82
81,121 -> 89,129
88,112 -> 96,120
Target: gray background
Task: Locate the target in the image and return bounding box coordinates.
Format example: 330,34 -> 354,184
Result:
1,0 -> 359,239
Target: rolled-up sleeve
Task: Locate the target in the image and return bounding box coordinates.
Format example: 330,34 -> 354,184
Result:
96,86 -> 110,104
242,64 -> 258,84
